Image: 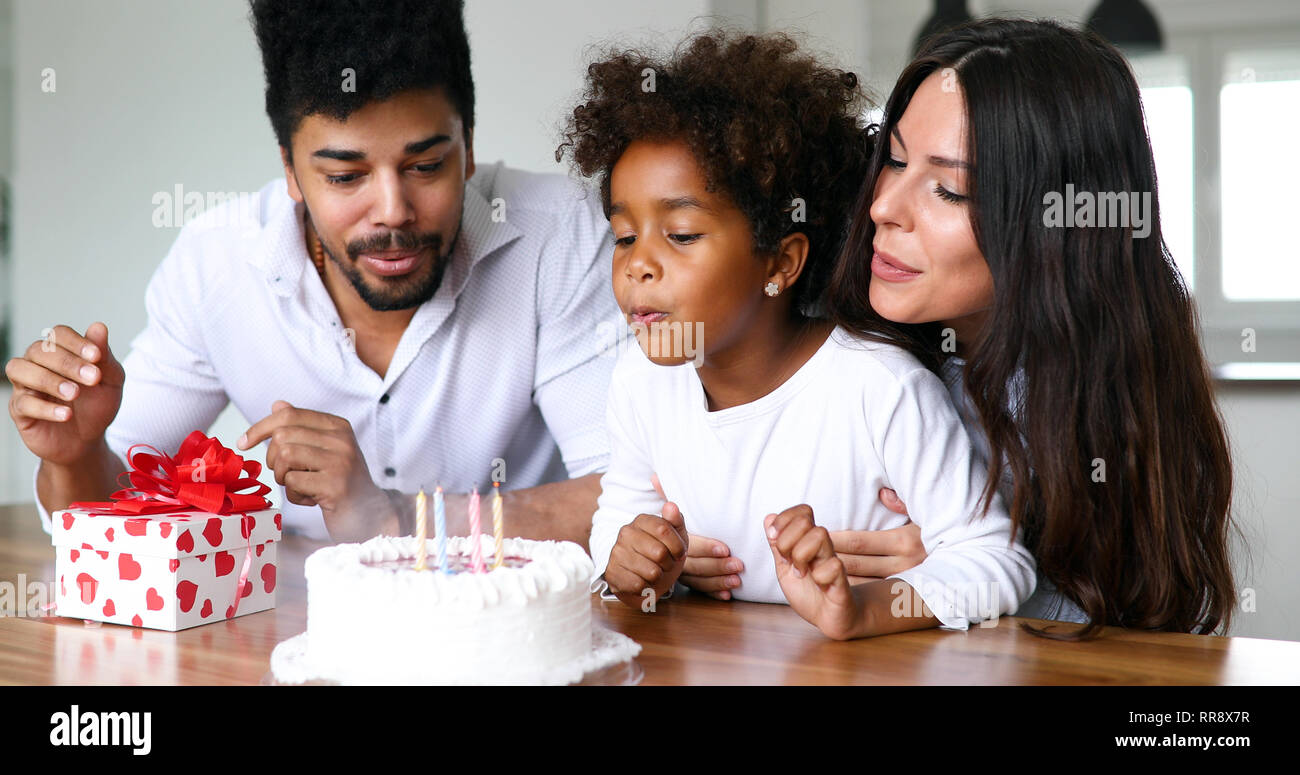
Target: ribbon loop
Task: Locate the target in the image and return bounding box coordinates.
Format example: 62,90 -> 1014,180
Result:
69,431 -> 272,516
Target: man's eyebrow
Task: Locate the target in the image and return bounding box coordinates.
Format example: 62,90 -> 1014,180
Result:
310,133 -> 452,162
889,125 -> 969,169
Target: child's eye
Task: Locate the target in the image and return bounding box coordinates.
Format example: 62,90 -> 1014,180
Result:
615,235 -> 636,247
933,184 -> 967,204
670,233 -> 701,244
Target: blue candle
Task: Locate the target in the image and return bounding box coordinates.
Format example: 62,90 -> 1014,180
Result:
434,485 -> 448,574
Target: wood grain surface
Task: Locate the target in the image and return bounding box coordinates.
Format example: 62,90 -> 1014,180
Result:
2,503 -> 1295,685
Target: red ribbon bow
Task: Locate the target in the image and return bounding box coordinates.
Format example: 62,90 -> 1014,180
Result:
69,431 -> 272,516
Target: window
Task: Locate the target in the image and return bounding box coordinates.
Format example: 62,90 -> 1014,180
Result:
1132,31 -> 1300,364
1219,49 -> 1300,301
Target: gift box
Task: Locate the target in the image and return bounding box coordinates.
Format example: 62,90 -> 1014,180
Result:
50,431 -> 281,631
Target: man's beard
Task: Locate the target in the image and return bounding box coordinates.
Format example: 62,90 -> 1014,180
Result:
314,205 -> 463,312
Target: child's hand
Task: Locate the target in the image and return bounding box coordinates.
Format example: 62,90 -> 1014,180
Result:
766,505 -> 863,640
604,502 -> 689,610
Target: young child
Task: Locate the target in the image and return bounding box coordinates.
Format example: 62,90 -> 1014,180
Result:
558,31 -> 1035,639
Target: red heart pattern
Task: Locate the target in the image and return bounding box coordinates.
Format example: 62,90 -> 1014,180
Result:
203,518 -> 223,547
118,553 -> 141,581
59,508 -> 280,629
76,573 -> 97,604
176,580 -> 198,613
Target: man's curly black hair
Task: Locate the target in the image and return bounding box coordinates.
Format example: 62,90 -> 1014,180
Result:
249,0 -> 474,159
557,31 -> 873,315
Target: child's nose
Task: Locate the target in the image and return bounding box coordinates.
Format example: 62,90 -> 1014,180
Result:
624,242 -> 661,282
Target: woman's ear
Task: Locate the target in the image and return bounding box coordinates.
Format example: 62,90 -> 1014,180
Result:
766,232 -> 811,293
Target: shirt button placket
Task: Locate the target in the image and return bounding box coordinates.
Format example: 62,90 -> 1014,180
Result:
378,389 -> 396,482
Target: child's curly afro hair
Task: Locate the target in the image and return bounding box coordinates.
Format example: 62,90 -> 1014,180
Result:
558,30 -> 874,315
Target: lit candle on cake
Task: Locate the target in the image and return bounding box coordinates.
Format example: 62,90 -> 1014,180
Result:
414,488 -> 428,571
492,481 -> 504,570
434,485 -> 448,574
469,487 -> 485,573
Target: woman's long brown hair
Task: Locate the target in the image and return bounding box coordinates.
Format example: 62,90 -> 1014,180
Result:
829,18 -> 1237,639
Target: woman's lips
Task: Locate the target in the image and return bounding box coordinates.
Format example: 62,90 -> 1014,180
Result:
871,250 -> 922,282
360,248 -> 425,277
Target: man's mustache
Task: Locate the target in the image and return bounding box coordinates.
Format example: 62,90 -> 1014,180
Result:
347,232 -> 443,257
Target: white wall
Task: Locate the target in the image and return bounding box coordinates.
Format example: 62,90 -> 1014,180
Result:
465,0 -> 712,175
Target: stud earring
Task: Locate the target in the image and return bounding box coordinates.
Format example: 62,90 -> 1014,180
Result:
764,282 -> 781,297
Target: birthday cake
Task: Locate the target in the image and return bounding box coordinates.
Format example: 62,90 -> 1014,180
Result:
270,534 -> 633,685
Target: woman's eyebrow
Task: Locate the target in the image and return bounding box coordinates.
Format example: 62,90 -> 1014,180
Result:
890,125 -> 969,169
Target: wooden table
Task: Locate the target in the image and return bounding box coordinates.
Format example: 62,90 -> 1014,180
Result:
2,503 -> 1297,685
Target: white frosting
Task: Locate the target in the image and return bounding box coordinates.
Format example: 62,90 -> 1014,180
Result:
292,535 -> 594,685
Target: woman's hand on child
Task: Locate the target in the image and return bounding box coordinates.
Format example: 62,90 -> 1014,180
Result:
681,537 -> 743,600
605,503 -> 690,610
766,505 -> 863,640
823,488 -> 926,580
651,471 -> 743,600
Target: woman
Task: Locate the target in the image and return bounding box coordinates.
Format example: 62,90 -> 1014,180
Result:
680,18 -> 1237,639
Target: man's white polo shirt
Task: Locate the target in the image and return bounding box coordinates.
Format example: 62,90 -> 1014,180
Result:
35,162 -> 624,539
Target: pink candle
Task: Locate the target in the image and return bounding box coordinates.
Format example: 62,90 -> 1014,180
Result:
468,487 -> 485,573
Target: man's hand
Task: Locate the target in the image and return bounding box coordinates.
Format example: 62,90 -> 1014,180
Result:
766,504 -> 863,640
239,400 -> 393,541
7,322 -> 124,466
603,503 -> 689,610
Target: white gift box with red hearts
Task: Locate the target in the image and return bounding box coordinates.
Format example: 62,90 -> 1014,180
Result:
51,507 -> 282,631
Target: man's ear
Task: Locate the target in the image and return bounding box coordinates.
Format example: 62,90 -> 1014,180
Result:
280,145 -> 304,203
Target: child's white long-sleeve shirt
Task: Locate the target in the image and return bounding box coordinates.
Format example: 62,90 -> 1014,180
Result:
588,326 -> 1037,630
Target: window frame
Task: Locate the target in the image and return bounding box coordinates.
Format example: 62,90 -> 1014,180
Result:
1165,26 -> 1300,363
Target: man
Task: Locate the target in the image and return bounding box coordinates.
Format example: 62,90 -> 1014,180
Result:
7,0 -> 621,546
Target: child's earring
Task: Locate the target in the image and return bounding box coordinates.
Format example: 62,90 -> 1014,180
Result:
764,281 -> 781,297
